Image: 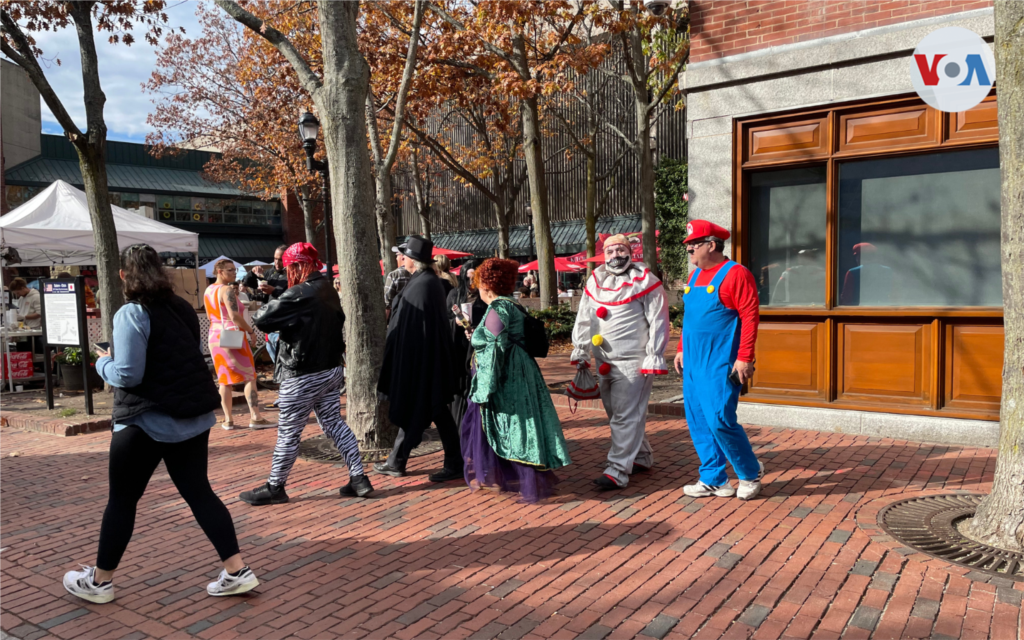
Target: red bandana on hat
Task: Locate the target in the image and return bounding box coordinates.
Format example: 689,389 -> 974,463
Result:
282,242 -> 324,270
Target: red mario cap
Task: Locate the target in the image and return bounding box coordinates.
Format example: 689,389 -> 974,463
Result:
683,220 -> 730,244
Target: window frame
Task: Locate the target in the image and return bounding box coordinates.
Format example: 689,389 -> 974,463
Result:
733,92 -> 1001,318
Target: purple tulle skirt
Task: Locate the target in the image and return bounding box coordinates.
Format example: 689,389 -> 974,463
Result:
461,399 -> 559,503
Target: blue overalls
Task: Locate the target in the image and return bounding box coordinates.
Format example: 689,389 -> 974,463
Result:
682,261 -> 760,485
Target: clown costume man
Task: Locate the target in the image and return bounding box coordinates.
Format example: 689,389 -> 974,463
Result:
571,234 -> 670,490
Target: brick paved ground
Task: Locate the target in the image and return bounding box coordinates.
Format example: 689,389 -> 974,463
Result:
3,405 -> 1023,640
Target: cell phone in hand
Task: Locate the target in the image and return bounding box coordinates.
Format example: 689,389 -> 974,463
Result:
93,342 -> 110,352
728,368 -> 750,395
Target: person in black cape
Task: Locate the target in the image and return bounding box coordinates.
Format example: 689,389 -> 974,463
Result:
375,236 -> 463,482
446,259 -> 487,427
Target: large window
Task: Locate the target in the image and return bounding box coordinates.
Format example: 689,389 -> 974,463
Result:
837,148 -> 1001,307
748,167 -> 827,307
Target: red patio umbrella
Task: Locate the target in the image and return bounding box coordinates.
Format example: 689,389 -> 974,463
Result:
517,257 -> 585,273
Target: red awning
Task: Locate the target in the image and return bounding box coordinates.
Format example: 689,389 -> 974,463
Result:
518,257 -> 585,273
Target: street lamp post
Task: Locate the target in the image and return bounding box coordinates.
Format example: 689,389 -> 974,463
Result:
298,111 -> 333,278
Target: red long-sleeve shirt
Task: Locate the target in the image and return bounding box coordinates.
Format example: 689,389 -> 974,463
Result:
677,260 -> 760,362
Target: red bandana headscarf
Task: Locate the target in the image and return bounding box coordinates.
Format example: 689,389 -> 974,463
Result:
282,242 -> 324,288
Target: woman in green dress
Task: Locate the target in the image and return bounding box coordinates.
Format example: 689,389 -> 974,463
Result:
461,259 -> 571,502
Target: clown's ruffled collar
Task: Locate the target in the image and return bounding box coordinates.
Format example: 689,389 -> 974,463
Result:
584,261 -> 662,306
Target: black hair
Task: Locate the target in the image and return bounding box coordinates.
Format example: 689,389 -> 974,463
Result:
120,243 -> 174,304
453,258 -> 483,305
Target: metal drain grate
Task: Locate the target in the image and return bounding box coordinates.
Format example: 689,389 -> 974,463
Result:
298,429 -> 442,464
879,494 -> 1024,579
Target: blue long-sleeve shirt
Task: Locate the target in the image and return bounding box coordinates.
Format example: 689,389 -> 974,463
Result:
97,303 -> 215,443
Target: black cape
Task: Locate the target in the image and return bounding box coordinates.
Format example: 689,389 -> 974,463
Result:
377,269 -> 456,429
446,287 -> 488,426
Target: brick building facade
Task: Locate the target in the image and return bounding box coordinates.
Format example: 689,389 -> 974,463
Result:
689,0 -> 992,62
682,1 -> 1000,445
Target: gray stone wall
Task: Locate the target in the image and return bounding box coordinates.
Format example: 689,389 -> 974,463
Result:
681,7 -> 995,257
1,59 -> 42,169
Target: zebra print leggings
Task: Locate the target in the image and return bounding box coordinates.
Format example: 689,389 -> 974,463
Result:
268,365 -> 363,487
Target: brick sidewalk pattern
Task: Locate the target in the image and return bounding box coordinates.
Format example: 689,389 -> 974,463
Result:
2,407 -> 1023,640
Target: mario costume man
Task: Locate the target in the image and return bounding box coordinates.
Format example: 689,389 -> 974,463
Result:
571,234 -> 670,490
674,220 -> 764,500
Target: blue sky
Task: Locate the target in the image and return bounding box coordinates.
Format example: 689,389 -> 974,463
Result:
18,1 -> 205,144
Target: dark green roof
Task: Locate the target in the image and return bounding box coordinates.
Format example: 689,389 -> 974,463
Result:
418,214 -> 642,257
199,236 -> 284,263
4,134 -> 248,198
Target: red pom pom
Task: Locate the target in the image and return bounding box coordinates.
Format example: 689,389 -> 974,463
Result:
596,306 -> 609,319
598,362 -> 611,376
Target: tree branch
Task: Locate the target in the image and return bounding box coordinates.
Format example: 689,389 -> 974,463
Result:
212,0 -> 322,97
647,41 -> 690,116
1,10 -> 83,137
426,2 -> 519,69
382,0 -> 424,173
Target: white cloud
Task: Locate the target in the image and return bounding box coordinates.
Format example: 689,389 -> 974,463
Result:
23,1 -> 205,143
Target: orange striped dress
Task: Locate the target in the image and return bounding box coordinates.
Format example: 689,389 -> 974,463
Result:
204,284 -> 256,385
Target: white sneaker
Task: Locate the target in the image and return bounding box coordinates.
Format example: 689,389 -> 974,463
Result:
683,481 -> 736,498
207,566 -> 259,596
737,460 -> 765,501
63,565 -> 115,604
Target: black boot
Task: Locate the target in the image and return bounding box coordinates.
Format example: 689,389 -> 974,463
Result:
428,467 -> 464,483
373,461 -> 406,477
239,482 -> 289,505
339,474 -> 374,497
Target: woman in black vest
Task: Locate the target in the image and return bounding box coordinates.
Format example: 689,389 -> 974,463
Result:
62,244 -> 258,604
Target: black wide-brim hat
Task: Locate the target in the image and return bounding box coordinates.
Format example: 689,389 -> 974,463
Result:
399,235 -> 435,263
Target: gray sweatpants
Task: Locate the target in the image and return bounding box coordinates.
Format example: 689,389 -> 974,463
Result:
599,368 -> 655,487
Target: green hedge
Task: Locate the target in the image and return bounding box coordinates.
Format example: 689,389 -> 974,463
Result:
531,305 -> 579,341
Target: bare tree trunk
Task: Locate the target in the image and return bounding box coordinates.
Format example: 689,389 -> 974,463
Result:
412,149 -> 431,240
366,97 -> 400,273
69,2 -> 123,343
76,147 -> 122,342
494,201 -> 511,260
969,0 -> 1024,552
298,185 -> 316,244
314,1 -> 397,452
585,151 -> 597,278
636,94 -> 657,274
213,0 -> 396,450
521,95 -> 556,308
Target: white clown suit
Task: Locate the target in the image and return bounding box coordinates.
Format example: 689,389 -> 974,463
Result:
571,260 -> 670,487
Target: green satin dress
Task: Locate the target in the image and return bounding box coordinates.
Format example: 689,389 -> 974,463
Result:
469,298 -> 571,470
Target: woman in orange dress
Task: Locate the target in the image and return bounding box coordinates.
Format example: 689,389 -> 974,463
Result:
204,260 -> 274,430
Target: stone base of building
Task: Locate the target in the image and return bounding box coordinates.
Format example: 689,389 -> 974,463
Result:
736,402 -> 998,449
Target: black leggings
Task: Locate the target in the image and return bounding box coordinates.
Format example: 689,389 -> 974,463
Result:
97,426 -> 240,571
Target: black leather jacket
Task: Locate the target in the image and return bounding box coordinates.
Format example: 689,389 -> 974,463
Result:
242,266 -> 288,303
253,272 -> 345,382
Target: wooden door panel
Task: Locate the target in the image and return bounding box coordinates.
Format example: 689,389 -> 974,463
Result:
838,323 -> 932,405
748,322 -> 825,398
944,325 -> 1003,412
745,117 -> 829,164
837,106 -> 939,154
947,95 -> 999,143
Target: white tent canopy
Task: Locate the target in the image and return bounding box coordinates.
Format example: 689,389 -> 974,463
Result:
0,180 -> 198,267
200,255 -> 243,279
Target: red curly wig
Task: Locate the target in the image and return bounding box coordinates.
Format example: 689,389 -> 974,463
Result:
473,259 -> 519,296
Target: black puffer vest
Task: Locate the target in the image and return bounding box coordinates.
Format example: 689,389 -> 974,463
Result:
112,295 -> 221,423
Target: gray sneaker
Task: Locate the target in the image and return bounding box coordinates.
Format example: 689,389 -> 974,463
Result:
207,566 -> 259,596
63,565 -> 115,604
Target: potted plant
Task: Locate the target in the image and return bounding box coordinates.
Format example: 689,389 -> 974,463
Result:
56,347 -> 103,391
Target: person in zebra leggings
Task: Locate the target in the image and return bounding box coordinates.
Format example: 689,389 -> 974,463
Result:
239,243 -> 372,505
